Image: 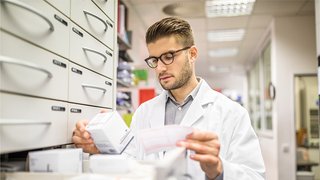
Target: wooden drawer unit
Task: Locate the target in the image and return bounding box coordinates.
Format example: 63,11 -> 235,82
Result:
0,0 -> 70,58
68,62 -> 113,108
0,32 -> 68,100
92,0 -> 115,22
70,0 -> 114,50
70,22 -> 114,78
0,93 -> 68,153
67,103 -> 104,142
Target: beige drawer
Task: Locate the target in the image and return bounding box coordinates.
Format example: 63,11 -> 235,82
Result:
92,0 -> 115,22
0,0 -> 70,58
69,62 -> 113,108
70,22 -> 114,78
45,0 -> 70,17
0,32 -> 68,101
67,104 -> 107,143
0,93 -> 68,153
70,0 -> 114,50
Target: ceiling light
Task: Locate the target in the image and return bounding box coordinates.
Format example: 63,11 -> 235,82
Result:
209,66 -> 230,73
209,48 -> 238,57
205,0 -> 256,17
207,29 -> 245,42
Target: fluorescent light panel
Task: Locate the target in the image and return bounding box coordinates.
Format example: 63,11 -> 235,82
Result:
206,0 -> 256,17
209,48 -> 238,57
208,29 -> 245,42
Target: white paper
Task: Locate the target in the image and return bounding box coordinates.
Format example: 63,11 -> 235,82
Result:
136,125 -> 193,154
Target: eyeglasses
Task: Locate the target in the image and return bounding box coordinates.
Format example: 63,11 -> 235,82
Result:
144,46 -> 191,68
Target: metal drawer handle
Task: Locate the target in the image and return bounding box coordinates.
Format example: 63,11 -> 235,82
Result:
0,55 -> 53,78
83,10 -> 108,31
1,0 -> 54,31
82,83 -> 106,93
0,119 -> 52,125
82,47 -> 107,63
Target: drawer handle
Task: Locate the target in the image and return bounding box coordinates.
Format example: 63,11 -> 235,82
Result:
82,47 -> 107,63
83,10 -> 108,31
0,119 -> 52,125
1,0 -> 54,31
82,83 -> 106,93
0,55 -> 53,78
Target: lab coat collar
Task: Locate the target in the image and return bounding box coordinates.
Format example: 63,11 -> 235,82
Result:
180,79 -> 218,126
150,78 -> 218,128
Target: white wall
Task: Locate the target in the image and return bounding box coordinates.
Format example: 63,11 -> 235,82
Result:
273,16 -> 316,180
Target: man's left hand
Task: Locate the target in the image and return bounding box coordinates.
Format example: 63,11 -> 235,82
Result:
177,130 -> 223,179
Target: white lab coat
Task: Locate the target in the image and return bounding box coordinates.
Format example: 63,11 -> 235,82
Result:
124,79 -> 265,180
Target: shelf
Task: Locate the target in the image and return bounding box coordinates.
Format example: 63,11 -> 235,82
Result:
117,33 -> 131,50
119,50 -> 133,62
117,79 -> 132,88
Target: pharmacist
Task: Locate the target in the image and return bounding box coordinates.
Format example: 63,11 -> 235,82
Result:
73,17 -> 265,180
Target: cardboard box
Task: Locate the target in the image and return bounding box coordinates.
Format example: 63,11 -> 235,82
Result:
86,111 -> 133,154
28,148 -> 83,173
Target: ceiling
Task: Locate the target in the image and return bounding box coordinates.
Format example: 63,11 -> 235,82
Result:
125,0 -> 315,78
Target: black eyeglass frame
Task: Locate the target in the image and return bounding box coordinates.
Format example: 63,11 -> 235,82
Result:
144,46 -> 191,68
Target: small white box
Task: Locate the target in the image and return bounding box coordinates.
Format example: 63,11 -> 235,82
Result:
89,154 -> 135,174
86,111 -> 133,154
28,148 -> 83,173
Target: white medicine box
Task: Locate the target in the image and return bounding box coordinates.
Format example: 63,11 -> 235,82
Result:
86,111 -> 133,154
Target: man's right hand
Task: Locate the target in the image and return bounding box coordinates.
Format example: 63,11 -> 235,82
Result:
72,119 -> 100,154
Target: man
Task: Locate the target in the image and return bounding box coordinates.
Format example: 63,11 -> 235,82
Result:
73,17 -> 265,179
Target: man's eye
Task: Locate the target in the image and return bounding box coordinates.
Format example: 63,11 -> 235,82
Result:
162,53 -> 174,61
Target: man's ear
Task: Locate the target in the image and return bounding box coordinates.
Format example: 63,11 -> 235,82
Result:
189,46 -> 198,63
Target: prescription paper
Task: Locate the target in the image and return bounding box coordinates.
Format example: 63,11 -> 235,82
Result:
136,125 -> 193,154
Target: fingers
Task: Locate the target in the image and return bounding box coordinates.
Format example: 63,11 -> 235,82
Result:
177,140 -> 220,155
187,130 -> 218,141
100,109 -> 109,113
75,119 -> 89,132
190,153 -> 220,165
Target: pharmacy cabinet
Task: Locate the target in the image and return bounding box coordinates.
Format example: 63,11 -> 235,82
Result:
92,0 -> 116,22
68,62 -> 113,108
69,21 -> 114,78
44,0 -> 70,17
0,31 -> 69,101
0,0 -> 70,58
70,0 -> 115,50
67,104 -> 102,143
0,93 -> 68,153
0,0 -> 117,154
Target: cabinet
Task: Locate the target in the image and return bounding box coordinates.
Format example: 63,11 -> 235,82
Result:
0,0 -> 117,154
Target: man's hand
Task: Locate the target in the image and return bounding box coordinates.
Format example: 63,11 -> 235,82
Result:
177,130 -> 223,179
72,119 -> 99,154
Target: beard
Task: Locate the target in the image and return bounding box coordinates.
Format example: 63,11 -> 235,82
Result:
159,57 -> 192,90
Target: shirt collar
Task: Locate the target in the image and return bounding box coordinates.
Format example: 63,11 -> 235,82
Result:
166,77 -> 203,105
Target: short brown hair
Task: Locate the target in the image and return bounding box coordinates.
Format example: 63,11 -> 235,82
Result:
145,17 -> 194,47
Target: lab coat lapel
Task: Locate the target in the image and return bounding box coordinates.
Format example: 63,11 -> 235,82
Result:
180,80 -> 217,127
150,91 -> 167,128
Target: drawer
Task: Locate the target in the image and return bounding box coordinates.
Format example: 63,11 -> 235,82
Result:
0,93 -> 68,153
0,31 -> 68,101
70,0 -> 114,50
69,62 -> 113,108
0,0 -> 70,58
92,0 -> 115,22
67,104 -> 106,143
70,22 -> 114,78
45,0 -> 70,17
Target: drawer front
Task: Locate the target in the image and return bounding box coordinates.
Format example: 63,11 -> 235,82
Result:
0,0 -> 70,58
92,0 -> 115,22
70,0 -> 114,50
0,93 -> 68,153
70,22 -> 114,78
69,62 -> 113,108
67,104 -> 104,143
45,0 -> 70,17
0,32 -> 68,101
